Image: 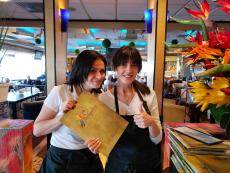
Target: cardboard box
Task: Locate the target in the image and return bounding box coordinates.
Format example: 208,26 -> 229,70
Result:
0,119 -> 33,173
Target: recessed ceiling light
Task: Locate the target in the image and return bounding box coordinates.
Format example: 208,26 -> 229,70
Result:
0,0 -> 11,2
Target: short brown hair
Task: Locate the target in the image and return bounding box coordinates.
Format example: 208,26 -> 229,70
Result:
112,46 -> 142,72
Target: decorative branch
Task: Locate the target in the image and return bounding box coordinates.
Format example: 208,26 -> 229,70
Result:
165,42 -> 198,48
195,64 -> 230,77
170,17 -> 208,41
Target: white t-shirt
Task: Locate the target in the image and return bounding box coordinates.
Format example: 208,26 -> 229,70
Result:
44,84 -> 87,150
98,89 -> 162,144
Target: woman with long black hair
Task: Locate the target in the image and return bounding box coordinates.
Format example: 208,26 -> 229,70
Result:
34,50 -> 106,173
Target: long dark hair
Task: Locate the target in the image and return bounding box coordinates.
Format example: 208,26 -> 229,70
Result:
68,50 -> 106,92
112,46 -> 150,95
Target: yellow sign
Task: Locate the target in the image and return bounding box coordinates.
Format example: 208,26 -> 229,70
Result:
60,92 -> 128,156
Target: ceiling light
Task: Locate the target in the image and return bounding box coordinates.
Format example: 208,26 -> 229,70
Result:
60,9 -> 70,32
144,9 -> 153,34
0,0 -> 11,2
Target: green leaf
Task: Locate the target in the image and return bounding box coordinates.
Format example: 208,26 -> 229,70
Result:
209,104 -> 230,122
227,123 -> 230,138
195,64 -> 230,77
210,105 -> 230,137
165,42 -> 197,48
220,112 -> 230,129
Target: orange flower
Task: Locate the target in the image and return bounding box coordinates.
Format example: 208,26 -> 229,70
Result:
180,43 -> 223,65
223,49 -> 230,64
185,0 -> 210,20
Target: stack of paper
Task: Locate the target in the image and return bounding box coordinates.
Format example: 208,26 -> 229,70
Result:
168,127 -> 230,173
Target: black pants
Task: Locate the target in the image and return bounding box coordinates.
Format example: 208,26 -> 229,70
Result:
105,154 -> 162,173
40,145 -> 103,173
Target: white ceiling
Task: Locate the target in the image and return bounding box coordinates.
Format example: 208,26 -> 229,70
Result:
3,0 -> 229,21
1,0 -> 230,55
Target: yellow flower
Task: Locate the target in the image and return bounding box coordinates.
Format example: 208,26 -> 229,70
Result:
209,77 -> 229,89
190,77 -> 230,111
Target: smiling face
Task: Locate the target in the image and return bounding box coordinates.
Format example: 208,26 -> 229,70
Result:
116,60 -> 139,86
112,46 -> 142,86
84,58 -> 106,90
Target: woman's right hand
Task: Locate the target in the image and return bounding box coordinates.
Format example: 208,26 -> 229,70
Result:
61,99 -> 77,113
85,138 -> 102,154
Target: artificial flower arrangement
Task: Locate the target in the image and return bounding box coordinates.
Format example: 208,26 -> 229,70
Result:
167,0 -> 230,136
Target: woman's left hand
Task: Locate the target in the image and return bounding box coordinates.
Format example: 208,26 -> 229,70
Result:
133,105 -> 154,128
85,138 -> 102,154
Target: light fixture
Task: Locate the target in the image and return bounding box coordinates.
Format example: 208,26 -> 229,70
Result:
144,9 -> 153,34
60,9 -> 70,32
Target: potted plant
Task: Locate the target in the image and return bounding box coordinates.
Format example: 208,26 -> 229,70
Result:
167,0 -> 230,137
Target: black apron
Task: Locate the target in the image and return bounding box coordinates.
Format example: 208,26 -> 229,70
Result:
105,86 -> 162,173
39,145 -> 103,173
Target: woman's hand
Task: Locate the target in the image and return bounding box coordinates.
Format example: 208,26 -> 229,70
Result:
61,99 -> 77,113
133,105 -> 155,128
85,138 -> 102,154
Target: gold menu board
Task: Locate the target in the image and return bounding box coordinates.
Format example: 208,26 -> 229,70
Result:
60,92 -> 129,156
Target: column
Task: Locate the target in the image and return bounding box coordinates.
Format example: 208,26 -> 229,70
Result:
44,0 -> 69,93
153,0 -> 167,115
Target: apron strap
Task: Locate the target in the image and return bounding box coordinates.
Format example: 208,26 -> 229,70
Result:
114,85 -> 119,114
114,84 -> 151,115
133,83 -> 151,115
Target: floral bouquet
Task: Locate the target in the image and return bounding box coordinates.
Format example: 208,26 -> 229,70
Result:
167,0 -> 230,136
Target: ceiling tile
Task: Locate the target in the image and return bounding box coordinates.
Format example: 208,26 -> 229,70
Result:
84,3 -> 115,20
69,2 -> 89,20
168,0 -> 190,5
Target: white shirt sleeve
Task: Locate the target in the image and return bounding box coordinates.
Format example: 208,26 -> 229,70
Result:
44,86 -> 60,112
149,130 -> 162,144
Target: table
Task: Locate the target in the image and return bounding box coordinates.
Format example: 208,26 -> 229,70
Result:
7,91 -> 40,119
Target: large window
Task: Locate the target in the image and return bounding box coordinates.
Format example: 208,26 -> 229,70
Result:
0,46 -> 45,80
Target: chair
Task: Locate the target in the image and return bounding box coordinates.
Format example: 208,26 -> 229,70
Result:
166,80 -> 182,99
36,95 -> 46,101
22,101 -> 43,120
22,101 -> 51,149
